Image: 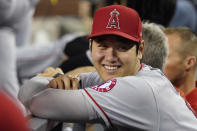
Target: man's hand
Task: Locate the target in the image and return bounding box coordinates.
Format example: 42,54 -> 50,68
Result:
46,75 -> 80,90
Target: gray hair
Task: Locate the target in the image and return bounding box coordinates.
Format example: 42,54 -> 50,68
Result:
141,22 -> 168,70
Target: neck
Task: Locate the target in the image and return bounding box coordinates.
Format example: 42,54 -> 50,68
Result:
178,71 -> 196,95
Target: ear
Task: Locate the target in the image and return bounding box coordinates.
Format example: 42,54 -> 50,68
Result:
184,56 -> 196,71
138,40 -> 145,60
89,39 -> 92,50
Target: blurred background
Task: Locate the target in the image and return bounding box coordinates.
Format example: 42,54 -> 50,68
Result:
31,0 -> 99,45
30,0 -> 197,45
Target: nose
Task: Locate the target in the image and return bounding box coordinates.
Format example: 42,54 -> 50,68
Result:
105,47 -> 118,62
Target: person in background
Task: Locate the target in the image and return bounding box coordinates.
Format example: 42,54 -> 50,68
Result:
163,27 -> 197,112
141,22 -> 168,70
0,0 -> 38,114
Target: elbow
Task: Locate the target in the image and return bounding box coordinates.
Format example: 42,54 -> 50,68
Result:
29,96 -> 42,117
29,89 -> 53,118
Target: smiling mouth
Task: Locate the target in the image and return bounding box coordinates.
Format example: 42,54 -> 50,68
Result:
103,65 -> 121,71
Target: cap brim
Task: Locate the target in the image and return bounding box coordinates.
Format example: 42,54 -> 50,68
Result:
88,31 -> 141,43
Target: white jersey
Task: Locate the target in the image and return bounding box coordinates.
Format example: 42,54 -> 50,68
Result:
80,64 -> 197,130
20,64 -> 197,131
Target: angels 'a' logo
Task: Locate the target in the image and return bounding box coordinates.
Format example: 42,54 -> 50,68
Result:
106,9 -> 120,29
90,79 -> 116,92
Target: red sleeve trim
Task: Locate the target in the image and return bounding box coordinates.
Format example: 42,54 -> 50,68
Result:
83,88 -> 113,127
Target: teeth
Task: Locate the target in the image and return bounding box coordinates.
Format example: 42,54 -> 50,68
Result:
104,66 -> 118,70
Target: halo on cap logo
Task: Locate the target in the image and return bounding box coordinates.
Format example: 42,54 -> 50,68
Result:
90,79 -> 116,92
106,9 -> 120,29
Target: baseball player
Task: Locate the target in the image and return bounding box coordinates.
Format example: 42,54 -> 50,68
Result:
20,5 -> 197,131
0,0 -> 39,115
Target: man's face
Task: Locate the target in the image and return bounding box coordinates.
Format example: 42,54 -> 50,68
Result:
90,35 -> 142,82
164,34 -> 185,87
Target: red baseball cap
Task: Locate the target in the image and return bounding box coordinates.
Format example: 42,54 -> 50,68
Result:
88,5 -> 142,43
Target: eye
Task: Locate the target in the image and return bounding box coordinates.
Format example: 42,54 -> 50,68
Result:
117,46 -> 130,51
117,44 -> 135,51
98,44 -> 108,50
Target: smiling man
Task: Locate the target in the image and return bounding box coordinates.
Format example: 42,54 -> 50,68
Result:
90,35 -> 141,82
21,5 -> 197,131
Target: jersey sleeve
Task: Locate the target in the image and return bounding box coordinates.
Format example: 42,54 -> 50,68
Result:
81,76 -> 158,130
29,88 -> 103,123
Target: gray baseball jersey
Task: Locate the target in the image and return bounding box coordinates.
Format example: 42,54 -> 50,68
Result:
79,64 -> 197,130
20,64 -> 197,131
